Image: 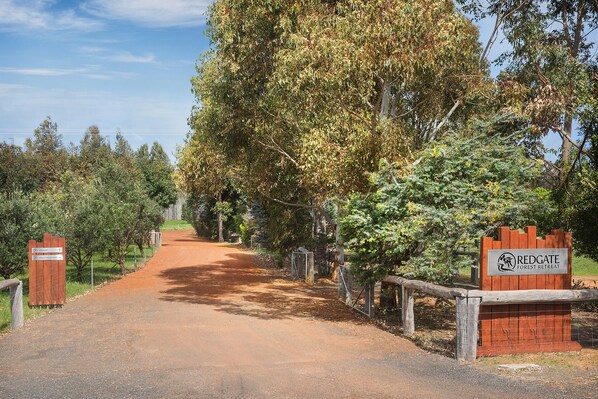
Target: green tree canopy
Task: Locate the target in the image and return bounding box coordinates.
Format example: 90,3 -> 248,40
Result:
0,192 -> 36,279
23,117 -> 68,186
341,116 -> 545,283
136,142 -> 177,208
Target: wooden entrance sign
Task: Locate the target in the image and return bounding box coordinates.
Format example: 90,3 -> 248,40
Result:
28,233 -> 66,306
478,226 -> 581,355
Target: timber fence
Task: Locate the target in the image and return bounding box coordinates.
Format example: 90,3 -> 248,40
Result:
0,278 -> 23,330
256,228 -> 596,363
381,276 -> 598,362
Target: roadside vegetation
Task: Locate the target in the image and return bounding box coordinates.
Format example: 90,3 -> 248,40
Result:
0,243 -> 156,333
0,119 -> 178,331
0,217 -> 178,333
0,120 -> 177,281
178,1 -> 598,285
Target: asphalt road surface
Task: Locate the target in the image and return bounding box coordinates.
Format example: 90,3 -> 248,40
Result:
0,230 -> 591,398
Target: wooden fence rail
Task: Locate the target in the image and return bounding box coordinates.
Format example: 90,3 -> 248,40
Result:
0,278 -> 24,330
381,276 -> 598,363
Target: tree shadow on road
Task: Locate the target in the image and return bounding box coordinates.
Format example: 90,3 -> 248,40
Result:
158,252 -> 367,324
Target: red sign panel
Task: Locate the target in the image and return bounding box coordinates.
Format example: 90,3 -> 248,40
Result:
478,226 -> 581,356
28,233 -> 66,306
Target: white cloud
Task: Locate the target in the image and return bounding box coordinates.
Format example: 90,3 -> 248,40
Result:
0,67 -> 91,76
55,9 -> 102,31
0,0 -> 103,31
108,52 -> 155,63
80,45 -> 105,54
82,0 -> 210,27
0,82 -> 32,91
0,66 -> 137,80
81,46 -> 156,64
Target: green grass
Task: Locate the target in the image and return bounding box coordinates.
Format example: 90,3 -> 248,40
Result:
572,256 -> 598,276
0,244 -> 158,334
160,219 -> 193,231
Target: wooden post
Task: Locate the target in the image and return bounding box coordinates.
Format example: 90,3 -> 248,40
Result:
332,223 -> 344,281
456,296 -> 481,362
402,286 -> 414,335
339,265 -> 352,306
344,267 -> 352,306
456,297 -> 467,362
470,265 -> 478,285
28,234 -> 66,306
380,281 -> 397,308
364,282 -> 375,317
306,252 -> 315,284
28,239 -> 37,305
467,297 -> 481,361
57,236 -> 66,305
9,280 -> 24,330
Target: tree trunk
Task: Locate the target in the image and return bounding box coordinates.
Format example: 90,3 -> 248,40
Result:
136,238 -> 144,254
119,247 -> 126,274
332,222 -> 345,282
379,77 -> 395,122
73,250 -> 84,282
76,262 -> 83,282
217,211 -> 224,242
562,109 -> 573,179
560,2 -> 582,183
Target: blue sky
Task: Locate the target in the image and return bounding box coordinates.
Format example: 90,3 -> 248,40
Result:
0,1 -> 574,163
0,0 -> 212,162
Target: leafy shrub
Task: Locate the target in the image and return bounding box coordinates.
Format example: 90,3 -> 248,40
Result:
566,168 -> 598,262
341,118 -> 545,284
0,192 -> 37,278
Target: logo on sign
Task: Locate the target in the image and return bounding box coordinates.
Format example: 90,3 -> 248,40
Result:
488,248 -> 568,276
497,252 -> 516,272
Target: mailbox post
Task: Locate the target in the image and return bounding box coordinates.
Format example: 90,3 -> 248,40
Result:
28,233 -> 66,306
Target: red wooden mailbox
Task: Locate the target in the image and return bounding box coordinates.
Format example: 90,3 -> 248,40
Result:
28,233 -> 66,306
478,226 -> 581,356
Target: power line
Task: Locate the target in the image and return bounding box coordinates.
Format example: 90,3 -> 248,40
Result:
0,128 -> 189,132
0,131 -> 188,136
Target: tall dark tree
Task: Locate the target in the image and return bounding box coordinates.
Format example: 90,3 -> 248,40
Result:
75,125 -> 113,176
24,117 -> 68,185
136,142 -> 177,209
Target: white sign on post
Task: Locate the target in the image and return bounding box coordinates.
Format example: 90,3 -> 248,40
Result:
32,254 -> 64,261
32,247 -> 63,254
487,248 -> 568,276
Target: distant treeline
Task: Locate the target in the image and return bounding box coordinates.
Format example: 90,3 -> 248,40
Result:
0,117 -> 178,280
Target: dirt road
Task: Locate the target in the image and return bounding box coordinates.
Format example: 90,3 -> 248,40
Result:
0,230 -> 590,398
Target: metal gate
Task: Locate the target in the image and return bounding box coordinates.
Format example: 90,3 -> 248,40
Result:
338,264 -> 374,317
291,247 -> 315,284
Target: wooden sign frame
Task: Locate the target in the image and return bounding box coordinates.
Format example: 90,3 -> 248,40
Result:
28,233 -> 66,306
478,226 -> 581,356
